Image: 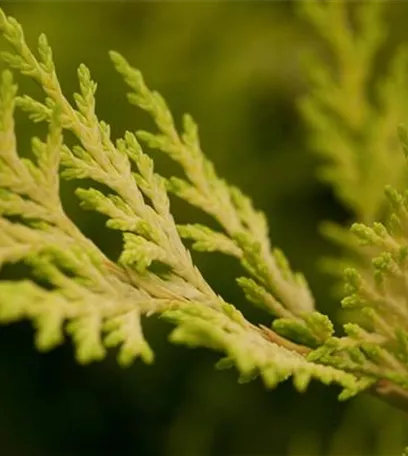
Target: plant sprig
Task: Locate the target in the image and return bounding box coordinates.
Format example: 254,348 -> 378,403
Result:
0,7 -> 368,398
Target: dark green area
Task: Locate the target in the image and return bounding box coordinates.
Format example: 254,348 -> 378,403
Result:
0,2 -> 407,455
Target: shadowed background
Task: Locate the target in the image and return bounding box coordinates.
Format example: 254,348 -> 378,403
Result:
0,1 -> 407,455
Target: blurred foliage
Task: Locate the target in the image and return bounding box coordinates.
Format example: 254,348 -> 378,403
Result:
1,1 -> 408,455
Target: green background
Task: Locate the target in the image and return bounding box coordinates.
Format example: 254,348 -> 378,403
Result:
0,1 -> 407,455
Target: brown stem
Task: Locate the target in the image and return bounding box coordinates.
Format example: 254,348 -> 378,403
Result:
370,379 -> 408,413
258,324 -> 312,356
258,324 -> 408,413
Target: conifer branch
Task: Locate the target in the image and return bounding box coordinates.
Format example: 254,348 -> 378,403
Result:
1,3 -> 408,418
298,0 -> 408,223
0,7 -> 365,398
110,50 -> 334,346
298,0 -> 408,296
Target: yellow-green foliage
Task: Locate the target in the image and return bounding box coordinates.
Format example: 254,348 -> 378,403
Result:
298,0 -> 408,302
299,0 -> 408,222
1,3 -> 408,446
0,7 -> 366,398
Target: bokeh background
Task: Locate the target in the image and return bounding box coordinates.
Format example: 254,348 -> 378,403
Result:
0,1 -> 408,455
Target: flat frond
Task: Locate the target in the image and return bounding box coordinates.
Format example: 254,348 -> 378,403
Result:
110,49 -> 320,347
